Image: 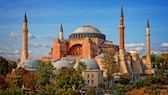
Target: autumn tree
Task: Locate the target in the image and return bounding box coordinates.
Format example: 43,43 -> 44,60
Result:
0,74 -> 7,90
101,51 -> 118,88
85,87 -> 96,95
22,71 -> 40,95
6,70 -> 22,88
5,68 -> 27,95
161,53 -> 168,64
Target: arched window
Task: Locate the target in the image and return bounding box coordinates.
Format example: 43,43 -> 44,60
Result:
68,44 -> 82,56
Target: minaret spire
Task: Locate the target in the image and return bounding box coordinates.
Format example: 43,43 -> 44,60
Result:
147,17 -> 150,28
20,13 -> 28,61
59,24 -> 64,40
118,0 -> 128,73
120,0 -> 124,18
146,17 -> 151,69
24,13 -> 27,22
119,0 -> 125,51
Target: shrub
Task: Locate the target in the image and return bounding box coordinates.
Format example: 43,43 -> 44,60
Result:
135,80 -> 144,89
147,86 -> 160,95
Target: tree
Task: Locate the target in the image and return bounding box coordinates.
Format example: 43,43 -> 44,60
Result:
54,67 -> 84,90
55,88 -> 77,95
0,74 -> 7,90
36,61 -> 55,86
118,73 -> 131,85
155,56 -> 165,69
151,54 -> 156,65
115,83 -> 128,95
85,87 -> 96,95
6,70 -> 22,88
101,51 -> 118,88
76,61 -> 86,74
161,53 -> 168,64
147,85 -> 160,95
0,56 -> 17,76
37,84 -> 56,95
0,56 -> 9,75
22,71 -> 40,95
5,68 -> 27,95
7,60 -> 17,73
135,80 -> 144,89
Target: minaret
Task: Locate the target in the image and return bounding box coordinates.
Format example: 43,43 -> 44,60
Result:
119,2 -> 125,52
20,13 -> 28,61
118,1 -> 128,73
146,17 -> 151,69
59,24 -> 64,40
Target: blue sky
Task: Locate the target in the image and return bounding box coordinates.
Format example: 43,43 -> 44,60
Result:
0,0 -> 168,61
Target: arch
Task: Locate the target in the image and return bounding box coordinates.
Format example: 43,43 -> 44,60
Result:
68,44 -> 82,56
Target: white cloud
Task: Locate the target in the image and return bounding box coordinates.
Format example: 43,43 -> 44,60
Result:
125,43 -> 145,56
30,42 -> 51,48
125,43 -> 145,48
151,50 -> 162,55
9,32 -> 19,38
161,43 -> 168,48
0,49 -> 6,54
28,50 -> 33,54
13,49 -> 20,54
28,33 -> 37,39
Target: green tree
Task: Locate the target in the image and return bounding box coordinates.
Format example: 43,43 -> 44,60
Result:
76,62 -> 86,74
0,56 -> 9,75
151,54 -> 156,66
36,61 -> 55,86
143,76 -> 152,86
54,67 -> 84,90
37,84 -> 56,95
101,51 -> 118,88
7,60 -> 17,73
155,56 -> 165,69
135,80 -> 144,89
55,88 -> 77,95
147,85 -> 160,95
118,73 -> 131,85
85,87 -> 96,95
115,83 -> 127,95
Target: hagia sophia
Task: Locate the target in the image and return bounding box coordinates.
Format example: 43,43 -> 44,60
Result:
17,3 -> 157,89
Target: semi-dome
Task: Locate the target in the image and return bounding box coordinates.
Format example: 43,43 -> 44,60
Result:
53,60 -> 72,70
69,23 -> 105,40
74,58 -> 99,69
17,59 -> 39,71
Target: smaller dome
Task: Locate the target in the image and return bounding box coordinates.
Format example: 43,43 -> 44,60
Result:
53,60 -> 72,70
74,58 -> 99,69
17,59 -> 39,71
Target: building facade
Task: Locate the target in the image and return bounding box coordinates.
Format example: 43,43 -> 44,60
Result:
49,23 -> 119,60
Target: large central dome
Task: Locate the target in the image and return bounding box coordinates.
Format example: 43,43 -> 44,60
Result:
69,23 -> 105,40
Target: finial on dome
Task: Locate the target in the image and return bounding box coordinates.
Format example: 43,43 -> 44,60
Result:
86,21 -> 89,26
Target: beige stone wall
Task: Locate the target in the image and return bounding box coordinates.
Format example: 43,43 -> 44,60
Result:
83,70 -> 102,88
